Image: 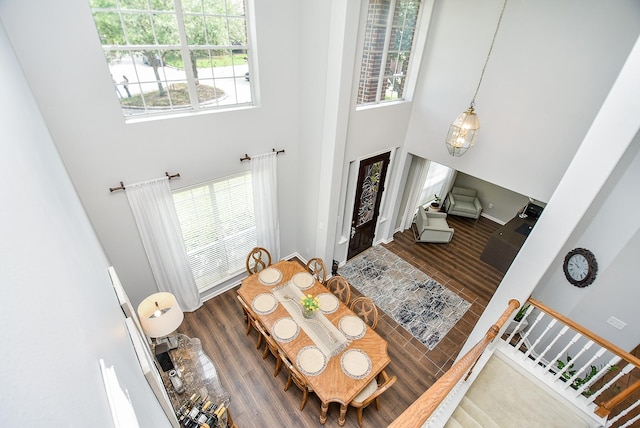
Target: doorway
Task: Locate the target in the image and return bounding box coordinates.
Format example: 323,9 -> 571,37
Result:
347,152 -> 391,260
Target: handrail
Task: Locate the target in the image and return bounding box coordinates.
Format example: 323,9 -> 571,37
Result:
389,299 -> 520,428
528,298 -> 640,368
525,298 -> 640,418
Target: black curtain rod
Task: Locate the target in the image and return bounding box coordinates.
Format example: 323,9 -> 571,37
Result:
109,171 -> 181,193
240,148 -> 285,162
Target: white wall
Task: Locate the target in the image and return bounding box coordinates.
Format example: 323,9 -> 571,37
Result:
533,136 -> 640,351
402,0 -> 640,203
460,34 -> 640,358
0,0 -> 303,307
0,22 -> 170,426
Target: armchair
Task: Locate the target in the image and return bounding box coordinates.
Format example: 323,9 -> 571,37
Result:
413,206 -> 454,243
445,186 -> 483,219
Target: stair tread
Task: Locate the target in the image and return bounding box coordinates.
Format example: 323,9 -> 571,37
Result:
460,354 -> 590,427
445,404 -> 482,428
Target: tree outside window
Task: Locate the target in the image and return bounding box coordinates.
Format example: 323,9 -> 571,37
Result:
89,0 -> 252,118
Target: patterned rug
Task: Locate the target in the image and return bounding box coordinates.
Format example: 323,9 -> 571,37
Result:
339,245 -> 471,350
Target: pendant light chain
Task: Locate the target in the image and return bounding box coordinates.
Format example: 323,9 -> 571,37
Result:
470,0 -> 509,108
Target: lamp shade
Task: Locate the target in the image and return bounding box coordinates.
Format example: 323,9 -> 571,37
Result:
137,292 -> 184,338
445,106 -> 480,157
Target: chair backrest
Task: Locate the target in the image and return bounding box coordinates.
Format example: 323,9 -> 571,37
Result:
326,276 -> 351,305
451,186 -> 477,198
350,297 -> 379,330
246,247 -> 272,274
306,257 -> 327,284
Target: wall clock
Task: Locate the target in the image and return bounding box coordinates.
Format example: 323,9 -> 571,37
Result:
563,248 -> 598,288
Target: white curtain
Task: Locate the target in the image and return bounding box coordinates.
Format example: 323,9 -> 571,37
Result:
400,156 -> 429,231
126,177 -> 201,312
251,152 -> 280,260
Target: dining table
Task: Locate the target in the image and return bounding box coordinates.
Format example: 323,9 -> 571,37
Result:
237,260 -> 391,426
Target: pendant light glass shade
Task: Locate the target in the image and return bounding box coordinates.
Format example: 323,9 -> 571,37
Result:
445,106 -> 480,157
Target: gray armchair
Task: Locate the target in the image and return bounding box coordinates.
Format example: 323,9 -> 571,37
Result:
445,186 -> 483,219
413,206 -> 454,243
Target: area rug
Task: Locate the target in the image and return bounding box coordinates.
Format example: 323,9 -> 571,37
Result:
339,245 -> 471,350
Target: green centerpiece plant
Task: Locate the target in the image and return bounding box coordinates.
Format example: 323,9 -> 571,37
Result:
301,294 -> 320,318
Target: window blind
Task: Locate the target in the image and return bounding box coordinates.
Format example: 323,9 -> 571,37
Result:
173,171 -> 256,290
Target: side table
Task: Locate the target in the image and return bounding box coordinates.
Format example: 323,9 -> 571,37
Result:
157,334 -> 236,428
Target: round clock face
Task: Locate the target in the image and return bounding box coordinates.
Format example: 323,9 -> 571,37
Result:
563,248 -> 597,287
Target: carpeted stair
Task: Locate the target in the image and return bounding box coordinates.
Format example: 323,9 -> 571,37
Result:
444,353 -> 590,428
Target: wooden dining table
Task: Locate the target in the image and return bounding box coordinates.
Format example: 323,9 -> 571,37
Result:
237,260 -> 391,426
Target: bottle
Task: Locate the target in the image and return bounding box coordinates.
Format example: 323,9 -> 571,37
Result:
184,398 -> 204,427
203,402 -> 224,428
177,393 -> 200,424
194,401 -> 212,426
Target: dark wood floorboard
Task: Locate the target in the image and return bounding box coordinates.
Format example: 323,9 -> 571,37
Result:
178,214 -> 506,427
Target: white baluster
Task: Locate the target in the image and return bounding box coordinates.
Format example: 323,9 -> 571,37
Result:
588,362 -> 634,405
569,347 -> 606,395
505,304 -> 534,344
557,341 -> 595,389
575,354 -> 622,401
547,332 -> 581,376
524,318 -> 557,361
553,340 -> 593,383
607,397 -> 640,427
532,325 -> 569,368
515,309 -> 545,350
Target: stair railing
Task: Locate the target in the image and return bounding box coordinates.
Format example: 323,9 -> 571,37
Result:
388,299 -> 520,428
501,298 -> 640,427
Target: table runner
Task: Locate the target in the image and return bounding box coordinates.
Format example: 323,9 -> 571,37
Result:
272,281 -> 349,357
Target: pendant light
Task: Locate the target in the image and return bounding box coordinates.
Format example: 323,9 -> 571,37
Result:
445,0 -> 509,157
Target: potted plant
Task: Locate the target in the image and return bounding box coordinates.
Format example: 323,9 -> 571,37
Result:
505,303 -> 530,334
430,194 -> 442,209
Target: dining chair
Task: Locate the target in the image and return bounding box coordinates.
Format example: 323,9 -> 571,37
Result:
246,247 -> 272,274
350,296 -> 379,330
253,319 -> 284,377
306,257 -> 327,284
325,275 -> 351,305
283,356 -> 315,410
349,369 -> 397,428
236,295 -> 264,349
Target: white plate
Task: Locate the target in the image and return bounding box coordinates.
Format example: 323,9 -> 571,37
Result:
318,293 -> 339,314
339,315 -> 366,339
252,293 -> 277,314
272,318 -> 299,342
258,267 -> 282,285
296,346 -> 327,376
292,272 -> 315,290
341,349 -> 371,379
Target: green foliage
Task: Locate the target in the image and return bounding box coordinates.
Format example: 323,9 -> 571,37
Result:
555,355 -> 618,397
513,304 -> 530,322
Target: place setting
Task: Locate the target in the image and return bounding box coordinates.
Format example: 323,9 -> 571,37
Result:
317,293 -> 339,314
291,272 -> 315,290
258,267 -> 283,286
252,293 -> 278,315
272,317 -> 299,343
296,345 -> 327,376
340,349 -> 372,380
338,315 -> 366,340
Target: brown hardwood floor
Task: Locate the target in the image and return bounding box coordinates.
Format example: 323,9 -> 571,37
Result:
178,215 -> 505,427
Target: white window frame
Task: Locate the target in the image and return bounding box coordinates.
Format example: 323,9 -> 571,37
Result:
89,0 -> 254,119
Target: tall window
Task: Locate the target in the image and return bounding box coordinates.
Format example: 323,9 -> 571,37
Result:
89,0 -> 252,118
357,0 -> 421,105
173,172 -> 256,290
420,161 -> 453,206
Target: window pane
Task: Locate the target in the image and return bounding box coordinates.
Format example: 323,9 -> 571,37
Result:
173,172 -> 257,290
89,0 -> 253,118
357,0 -> 421,106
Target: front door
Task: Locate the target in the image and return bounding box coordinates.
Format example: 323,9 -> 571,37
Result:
347,152 -> 391,260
